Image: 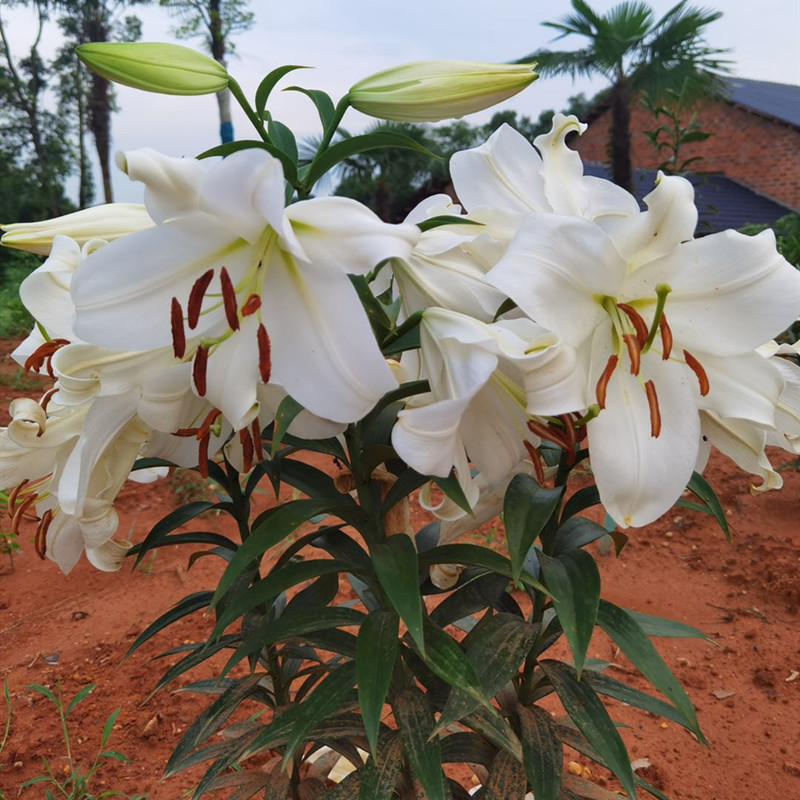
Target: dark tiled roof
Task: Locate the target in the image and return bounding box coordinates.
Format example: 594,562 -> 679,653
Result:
583,163 -> 794,234
724,78 -> 800,128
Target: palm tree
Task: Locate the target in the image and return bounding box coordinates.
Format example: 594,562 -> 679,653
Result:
518,1 -> 729,191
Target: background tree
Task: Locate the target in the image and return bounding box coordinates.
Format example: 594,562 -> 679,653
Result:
160,0 -> 253,143
517,0 -> 729,191
0,0 -> 73,216
54,1 -> 147,203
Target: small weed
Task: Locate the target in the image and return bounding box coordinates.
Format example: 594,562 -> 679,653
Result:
0,367 -> 47,393
170,468 -> 215,503
135,550 -> 158,576
0,529 -> 21,570
21,682 -> 146,799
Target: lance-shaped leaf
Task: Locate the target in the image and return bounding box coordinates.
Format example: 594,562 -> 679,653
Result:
132,501 -> 218,566
596,601 -> 704,742
284,86 -> 337,131
624,608 -> 712,641
538,550 -> 600,678
481,748 -> 527,800
255,65 -> 309,116
393,689 -> 446,800
212,499 -> 345,606
679,471 -> 730,539
282,661 -> 357,767
553,516 -> 612,556
518,704 -> 562,800
212,560 -> 351,636
437,613 -> 536,729
540,660 -> 636,799
560,485 -> 602,522
504,473 -> 563,580
371,535 -> 424,653
270,394 -> 304,456
358,735 -> 403,800
357,611 -> 399,755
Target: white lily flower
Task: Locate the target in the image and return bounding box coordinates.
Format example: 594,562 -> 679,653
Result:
390,195 -> 509,321
71,148 -> 419,428
449,115 -> 639,239
0,203 -> 153,255
488,173 -> 800,527
391,308 -> 584,507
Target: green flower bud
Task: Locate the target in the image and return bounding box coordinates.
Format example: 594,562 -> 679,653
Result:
76,42 -> 229,96
348,60 -> 538,123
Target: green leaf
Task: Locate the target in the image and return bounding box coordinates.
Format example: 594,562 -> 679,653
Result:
433,470 -> 473,516
584,669 -> 692,728
255,65 -> 309,116
212,499 -> 343,606
393,689 -> 445,800
100,708 -> 120,747
439,732 -> 495,768
518,704 -> 562,800
65,683 -> 94,717
563,773 -> 629,799
492,296 -> 518,321
357,611 -> 399,755
624,608 -> 712,641
438,613 -> 536,729
504,473 -> 563,581
270,394 -> 305,456
684,471 -> 729,539
462,707 -> 523,762
381,323 -> 421,356
267,118 -> 298,163
283,86 -> 336,130
223,607 -> 365,676
419,544 -> 549,595
538,550 -> 600,678
358,735 -> 403,800
212,559 -> 351,635
416,215 -> 483,233
349,274 -> 394,341
305,132 -> 437,189
560,485 -> 602,521
370,535 -> 424,653
132,501 -> 217,566
282,662 -> 357,767
540,660 -> 636,799
195,139 -> 298,183
124,591 -> 212,660
596,601 -> 704,742
480,748 -> 527,800
554,516 -> 611,555
419,617 -> 490,711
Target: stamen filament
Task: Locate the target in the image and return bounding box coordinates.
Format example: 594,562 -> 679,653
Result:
643,284 -> 672,353
188,269 -> 215,329
170,297 -> 186,359
683,349 -> 710,396
644,380 -> 661,437
596,355 -> 618,409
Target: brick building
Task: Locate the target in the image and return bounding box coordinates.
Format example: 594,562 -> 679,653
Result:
573,78 -> 799,230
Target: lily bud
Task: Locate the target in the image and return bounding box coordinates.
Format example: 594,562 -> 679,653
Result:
348,60 -> 537,123
76,42 -> 229,95
1,204 -> 153,255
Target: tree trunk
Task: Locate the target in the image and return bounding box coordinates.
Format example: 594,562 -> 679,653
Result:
85,15 -> 113,203
609,79 -> 633,193
208,0 -> 233,143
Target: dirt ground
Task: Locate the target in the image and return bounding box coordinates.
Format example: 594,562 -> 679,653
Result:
0,339 -> 798,800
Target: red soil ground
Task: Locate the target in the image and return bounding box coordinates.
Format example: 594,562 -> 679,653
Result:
0,340 -> 798,800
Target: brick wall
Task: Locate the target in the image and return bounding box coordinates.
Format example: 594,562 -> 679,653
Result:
574,98 -> 800,211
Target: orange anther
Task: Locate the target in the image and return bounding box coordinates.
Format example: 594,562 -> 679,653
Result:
170,297 -> 186,359
193,346 -> 209,396
617,303 -> 648,348
188,269 -> 214,329
623,334 -> 641,375
220,267 -> 240,331
683,349 -> 709,396
257,324 -> 271,384
644,380 -> 661,438
659,315 -> 673,360
241,294 -> 261,317
595,355 -> 618,409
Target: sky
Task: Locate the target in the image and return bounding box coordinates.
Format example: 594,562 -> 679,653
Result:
3,0 -> 799,204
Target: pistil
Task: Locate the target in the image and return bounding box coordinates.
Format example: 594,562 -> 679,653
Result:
642,284 -> 672,353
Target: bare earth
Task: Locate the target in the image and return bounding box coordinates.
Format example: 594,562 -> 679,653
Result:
0,340 -> 798,800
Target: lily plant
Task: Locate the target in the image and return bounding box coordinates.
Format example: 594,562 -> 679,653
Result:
1,41 -> 798,800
